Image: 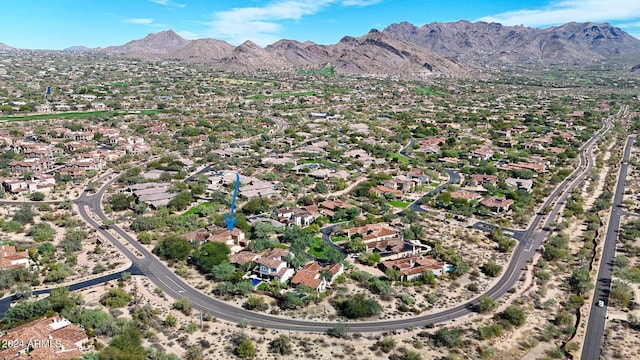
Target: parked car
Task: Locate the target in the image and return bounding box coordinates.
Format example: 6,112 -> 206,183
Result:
597,300 -> 605,307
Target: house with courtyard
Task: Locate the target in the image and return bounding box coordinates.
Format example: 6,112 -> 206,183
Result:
0,245 -> 29,270
290,261 -> 344,292
0,315 -> 88,360
381,255 -> 448,281
480,196 -> 515,213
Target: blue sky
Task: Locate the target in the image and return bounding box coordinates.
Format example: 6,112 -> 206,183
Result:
2,0 -> 640,49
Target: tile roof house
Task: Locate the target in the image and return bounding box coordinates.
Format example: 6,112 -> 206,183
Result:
449,189 -> 483,202
480,196 -> 515,213
253,248 -> 295,283
406,169 -> 430,184
0,245 -> 29,269
9,158 -> 53,174
466,174 -> 498,187
229,251 -> 261,266
370,185 -> 403,198
345,223 -> 398,243
0,315 -> 88,360
366,237 -> 420,261
290,261 -> 345,292
381,255 -> 448,281
183,226 -> 247,253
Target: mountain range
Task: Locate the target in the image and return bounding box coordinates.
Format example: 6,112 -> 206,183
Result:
3,21 -> 640,77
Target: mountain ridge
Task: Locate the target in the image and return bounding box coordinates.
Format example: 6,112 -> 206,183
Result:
3,21 -> 640,76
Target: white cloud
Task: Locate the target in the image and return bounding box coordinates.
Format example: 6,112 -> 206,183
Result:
124,18 -> 154,25
341,0 -> 382,6
207,0 -> 382,46
176,30 -> 199,40
150,0 -> 186,8
479,0 -> 640,27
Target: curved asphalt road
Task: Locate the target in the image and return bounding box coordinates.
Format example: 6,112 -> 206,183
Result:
0,118 -> 611,333
65,118 -> 612,333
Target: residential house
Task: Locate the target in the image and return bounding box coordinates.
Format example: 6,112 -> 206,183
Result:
467,146 -> 494,161
381,255 -> 448,281
480,196 -> 515,213
319,199 -> 354,219
406,169 -> 430,184
2,174 -> 55,194
0,315 -> 88,360
253,248 -> 295,283
9,158 -> 53,174
229,251 -> 261,267
183,225 -> 247,253
366,237 -> 420,261
383,179 -> 416,193
370,185 -> 403,198
239,181 -> 278,199
290,261 -> 344,292
466,174 -> 498,187
274,207 -> 315,227
345,223 -> 398,243
449,189 -> 483,202
505,178 -> 533,192
0,245 -> 29,269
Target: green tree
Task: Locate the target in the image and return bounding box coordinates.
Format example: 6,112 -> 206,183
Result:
153,234 -> 192,261
269,335 -> 293,355
99,288 -> 132,309
477,295 -> 497,313
164,314 -> 178,328
422,270 -> 436,285
99,322 -> 145,360
375,336 -> 397,353
27,222 -> 55,242
432,327 -> 462,348
13,205 -> 34,225
241,197 -> 270,215
29,192 -> 46,201
173,297 -> 192,315
481,261 -> 503,277
80,309 -> 111,330
209,261 -> 238,281
500,305 -> 526,326
167,190 -> 193,211
336,293 -> 382,319
327,323 -> 349,338
60,228 -> 86,252
278,291 -> 304,310
235,339 -> 256,359
109,193 -> 134,211
37,242 -> 55,257
192,242 -> 230,273
569,268 -> 594,295
49,286 -> 82,313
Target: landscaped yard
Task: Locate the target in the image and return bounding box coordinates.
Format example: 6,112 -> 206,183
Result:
389,200 -> 411,208
308,237 -> 327,258
388,152 -> 410,163
182,202 -> 213,217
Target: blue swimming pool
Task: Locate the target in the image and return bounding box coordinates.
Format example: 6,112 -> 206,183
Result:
251,278 -> 262,286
